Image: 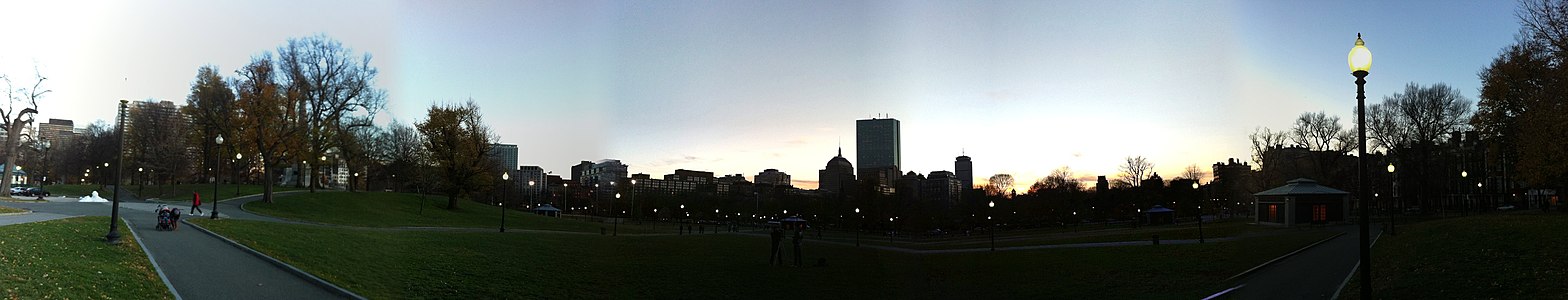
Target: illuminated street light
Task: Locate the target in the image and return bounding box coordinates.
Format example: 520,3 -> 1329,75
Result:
1348,33 -> 1374,299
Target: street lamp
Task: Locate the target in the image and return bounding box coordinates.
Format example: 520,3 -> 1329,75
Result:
500,172 -> 509,232
854,207 -> 861,247
528,180 -> 536,210
1387,163 -> 1397,235
613,192 -> 621,236
988,200 -> 996,251
629,179 -> 638,225
105,100 -> 128,244
1349,33 -> 1374,299
235,152 -> 244,195
1193,181 -> 1204,243
211,134 -> 224,220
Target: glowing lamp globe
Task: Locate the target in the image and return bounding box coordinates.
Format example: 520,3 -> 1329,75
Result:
1348,34 -> 1372,72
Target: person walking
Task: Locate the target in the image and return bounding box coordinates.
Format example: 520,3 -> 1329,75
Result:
190,192 -> 205,216
769,227 -> 784,266
792,229 -> 804,267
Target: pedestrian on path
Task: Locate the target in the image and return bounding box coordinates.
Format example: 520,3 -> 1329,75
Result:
769,227 -> 784,266
191,192 -> 205,216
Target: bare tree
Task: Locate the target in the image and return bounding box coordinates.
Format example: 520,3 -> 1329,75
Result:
1118,156 -> 1153,187
1029,166 -> 1081,193
127,99 -> 191,192
1290,111 -> 1350,152
1,68 -> 48,192
983,174 -> 1014,197
1367,83 -> 1473,150
376,121 -> 427,192
1180,164 -> 1204,182
276,34 -> 387,192
1249,127 -> 1289,166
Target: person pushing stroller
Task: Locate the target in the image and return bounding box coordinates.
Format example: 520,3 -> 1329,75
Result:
156,204 -> 183,231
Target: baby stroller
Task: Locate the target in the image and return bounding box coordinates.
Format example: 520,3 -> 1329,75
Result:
156,205 -> 182,231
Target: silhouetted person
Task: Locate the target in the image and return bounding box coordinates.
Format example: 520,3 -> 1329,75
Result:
792,230 -> 803,267
769,228 -> 784,266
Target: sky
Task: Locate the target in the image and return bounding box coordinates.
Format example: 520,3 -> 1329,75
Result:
0,1 -> 1522,190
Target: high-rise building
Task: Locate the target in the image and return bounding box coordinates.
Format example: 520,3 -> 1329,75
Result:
818,147 -> 856,196
755,169 -> 791,187
518,166 -> 546,194
37,119 -> 75,148
955,155 -> 973,191
488,144 -> 518,172
857,117 -> 900,193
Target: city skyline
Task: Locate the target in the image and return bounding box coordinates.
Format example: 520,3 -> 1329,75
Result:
0,1 -> 1520,188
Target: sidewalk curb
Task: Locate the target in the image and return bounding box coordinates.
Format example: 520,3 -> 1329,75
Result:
181,219 -> 367,300
124,217 -> 183,300
0,210 -> 32,216
1224,231 -> 1346,281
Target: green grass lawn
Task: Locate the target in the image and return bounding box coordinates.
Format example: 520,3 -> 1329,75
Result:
132,184 -> 304,202
243,191 -> 667,234
42,184 -> 109,198
190,218 -> 1335,299
1341,211 -> 1568,299
0,205 -> 25,215
0,216 -> 173,299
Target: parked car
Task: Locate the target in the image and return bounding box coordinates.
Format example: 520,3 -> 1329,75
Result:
9,187 -> 25,195
23,187 -> 49,197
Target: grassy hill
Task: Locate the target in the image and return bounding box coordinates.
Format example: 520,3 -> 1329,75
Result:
190,217 -> 1334,299
1342,211 -> 1568,298
0,217 -> 173,299
243,191 -> 665,234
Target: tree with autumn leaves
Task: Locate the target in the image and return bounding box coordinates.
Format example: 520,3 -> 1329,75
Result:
416,100 -> 497,210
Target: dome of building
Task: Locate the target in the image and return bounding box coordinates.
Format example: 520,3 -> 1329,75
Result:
825,147 -> 853,170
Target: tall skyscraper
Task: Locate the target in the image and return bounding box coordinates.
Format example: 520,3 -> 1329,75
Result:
856,117 -> 900,192
488,144 -> 518,172
955,155 -> 973,190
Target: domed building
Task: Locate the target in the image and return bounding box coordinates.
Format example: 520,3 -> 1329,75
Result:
818,147 -> 857,196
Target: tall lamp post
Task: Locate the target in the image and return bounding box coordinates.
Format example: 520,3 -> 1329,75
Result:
1387,163 -> 1397,235
988,200 -> 996,251
105,100 -> 128,244
1348,33 -> 1374,299
854,208 -> 861,247
629,179 -> 638,224
613,192 -> 621,236
212,134 -> 224,219
500,172 -> 509,232
1194,181 -> 1204,243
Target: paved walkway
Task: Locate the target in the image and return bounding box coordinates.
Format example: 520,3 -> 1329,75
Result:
1228,225 -> 1382,300
1,193 -> 353,300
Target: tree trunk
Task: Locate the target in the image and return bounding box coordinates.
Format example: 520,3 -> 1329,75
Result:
1,124 -> 24,193
447,193 -> 458,210
263,164 -> 275,203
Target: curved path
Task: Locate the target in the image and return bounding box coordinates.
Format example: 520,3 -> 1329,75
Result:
1,192 -> 353,300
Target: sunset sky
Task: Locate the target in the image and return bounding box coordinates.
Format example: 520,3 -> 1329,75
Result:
0,1 -> 1520,189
